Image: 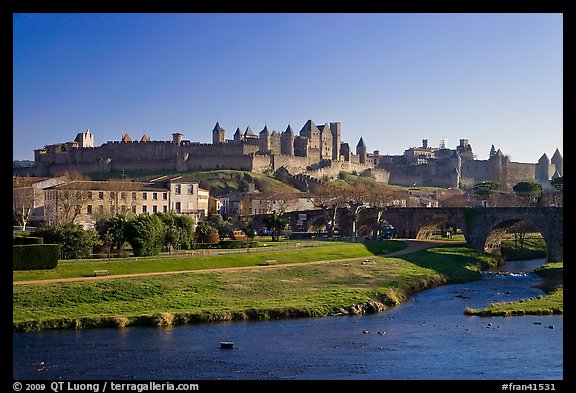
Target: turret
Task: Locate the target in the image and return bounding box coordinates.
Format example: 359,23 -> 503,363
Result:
551,148 -> 563,177
212,122 -> 225,144
281,125 -> 295,156
356,137 -> 367,164
259,126 -> 271,152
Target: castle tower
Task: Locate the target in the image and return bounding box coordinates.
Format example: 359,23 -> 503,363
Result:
172,132 -> 182,146
212,122 -> 225,144
299,120 -> 321,150
318,122 -> 333,160
270,130 -> 281,154
259,126 -> 271,152
233,127 -> 243,144
457,139 -> 473,160
74,129 -> 94,148
551,148 -> 563,177
330,122 -> 341,161
535,153 -> 553,182
281,125 -> 295,156
356,137 -> 367,164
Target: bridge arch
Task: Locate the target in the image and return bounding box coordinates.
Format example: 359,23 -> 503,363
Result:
279,207 -> 562,262
383,207 -> 562,262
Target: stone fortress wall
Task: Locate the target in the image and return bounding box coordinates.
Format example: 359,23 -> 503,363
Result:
21,120 -> 562,191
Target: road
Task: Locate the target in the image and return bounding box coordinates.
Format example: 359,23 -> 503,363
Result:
13,239 -> 463,285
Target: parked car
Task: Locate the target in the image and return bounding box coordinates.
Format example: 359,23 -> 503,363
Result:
231,229 -> 247,240
258,228 -> 272,236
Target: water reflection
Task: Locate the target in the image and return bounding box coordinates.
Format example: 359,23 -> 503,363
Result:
13,259 -> 562,380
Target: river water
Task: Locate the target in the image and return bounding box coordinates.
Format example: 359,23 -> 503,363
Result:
12,258 -> 563,380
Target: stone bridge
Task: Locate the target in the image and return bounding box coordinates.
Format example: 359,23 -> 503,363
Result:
264,207 -> 563,262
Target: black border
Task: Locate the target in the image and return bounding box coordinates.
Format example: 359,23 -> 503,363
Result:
6,0 -> 569,389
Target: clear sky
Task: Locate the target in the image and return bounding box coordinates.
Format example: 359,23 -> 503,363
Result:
13,13 -> 563,164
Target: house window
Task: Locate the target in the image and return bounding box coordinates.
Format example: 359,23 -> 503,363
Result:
88,191 -> 93,199
132,192 -> 137,199
187,185 -> 193,194
162,192 -> 167,200
153,192 -> 158,200
132,205 -> 137,214
121,192 -> 127,199
87,205 -> 93,215
175,202 -> 181,213
175,184 -> 181,195
110,191 -> 116,199
153,205 -> 157,213
121,205 -> 127,213
143,192 -> 147,200
142,205 -> 147,213
98,192 -> 104,200
163,205 -> 168,213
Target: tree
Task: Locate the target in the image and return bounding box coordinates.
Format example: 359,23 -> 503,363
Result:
95,215 -> 129,257
32,223 -> 98,259
49,172 -> 92,225
472,181 -> 502,207
513,181 -> 542,207
263,212 -> 288,241
13,179 -> 38,231
126,213 -> 165,256
309,183 -> 343,237
194,221 -> 217,244
175,214 -> 196,249
239,216 -> 256,240
340,183 -> 370,241
367,184 -> 395,238
489,145 -> 497,159
209,213 -> 233,239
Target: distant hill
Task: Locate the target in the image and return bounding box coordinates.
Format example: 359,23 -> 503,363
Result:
13,160 -> 35,168
88,169 -> 300,196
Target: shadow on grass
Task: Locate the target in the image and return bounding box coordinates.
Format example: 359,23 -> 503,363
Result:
362,240 -> 407,256
391,244 -> 502,283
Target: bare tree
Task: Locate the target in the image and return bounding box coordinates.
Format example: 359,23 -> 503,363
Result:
49,172 -> 92,225
13,178 -> 38,231
309,183 -> 343,237
340,183 -> 370,241
367,184 -> 395,238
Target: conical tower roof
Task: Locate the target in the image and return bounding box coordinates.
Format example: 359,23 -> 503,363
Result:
538,153 -> 550,163
300,119 -> 320,134
212,122 -> 224,132
551,148 -> 563,161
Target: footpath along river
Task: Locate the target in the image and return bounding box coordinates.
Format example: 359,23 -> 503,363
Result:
13,257 -> 562,380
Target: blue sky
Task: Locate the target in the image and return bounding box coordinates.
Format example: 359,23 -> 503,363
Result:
13,13 -> 563,164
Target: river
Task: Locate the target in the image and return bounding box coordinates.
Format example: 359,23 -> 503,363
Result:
12,258 -> 563,380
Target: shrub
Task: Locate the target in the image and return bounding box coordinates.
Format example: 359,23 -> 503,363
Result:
13,244 -> 59,270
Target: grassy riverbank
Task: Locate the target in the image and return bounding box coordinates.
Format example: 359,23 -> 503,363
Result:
464,261 -> 563,317
13,240 -> 405,282
13,242 -> 501,332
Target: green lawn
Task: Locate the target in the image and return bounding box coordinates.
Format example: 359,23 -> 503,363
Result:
13,243 -> 499,332
13,240 -> 406,281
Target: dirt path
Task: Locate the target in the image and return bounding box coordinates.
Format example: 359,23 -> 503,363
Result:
14,239 -> 462,285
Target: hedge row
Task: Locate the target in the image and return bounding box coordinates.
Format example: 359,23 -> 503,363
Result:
13,236 -> 44,245
13,244 -> 60,270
